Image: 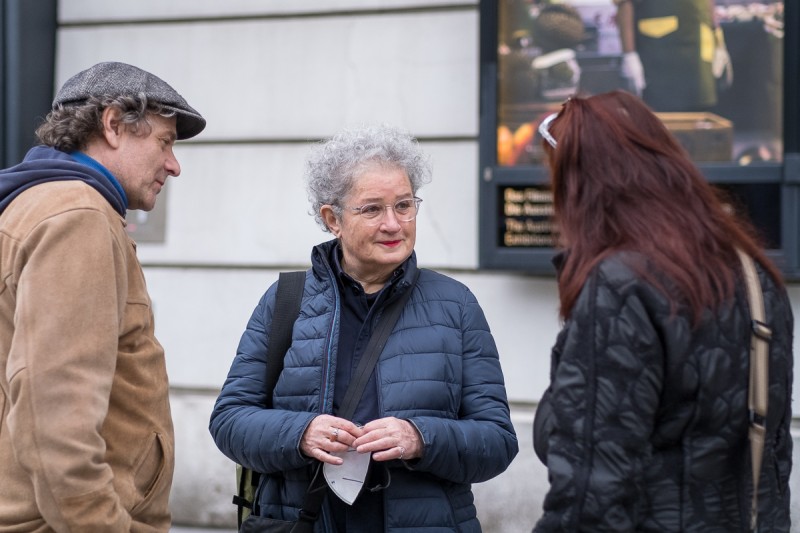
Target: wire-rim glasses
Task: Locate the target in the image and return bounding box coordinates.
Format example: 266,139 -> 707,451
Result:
344,197 -> 422,225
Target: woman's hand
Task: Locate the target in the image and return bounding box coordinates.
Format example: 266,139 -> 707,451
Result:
300,415 -> 364,465
352,417 -> 423,462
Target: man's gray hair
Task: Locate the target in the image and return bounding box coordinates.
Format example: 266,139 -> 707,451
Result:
305,124 -> 432,232
35,95 -> 176,153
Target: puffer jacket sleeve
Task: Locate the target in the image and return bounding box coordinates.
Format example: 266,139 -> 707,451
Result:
534,267 -> 664,532
406,285 -> 519,484
769,284 -> 794,527
209,282 -> 316,474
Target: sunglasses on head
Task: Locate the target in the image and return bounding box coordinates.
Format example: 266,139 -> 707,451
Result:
538,113 -> 559,148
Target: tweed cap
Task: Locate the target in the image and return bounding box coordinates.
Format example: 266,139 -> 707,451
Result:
53,61 -> 206,140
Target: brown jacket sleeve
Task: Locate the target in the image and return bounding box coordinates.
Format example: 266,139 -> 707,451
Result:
7,205 -> 132,531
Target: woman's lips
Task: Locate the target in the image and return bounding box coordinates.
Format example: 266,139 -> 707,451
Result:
380,240 -> 402,247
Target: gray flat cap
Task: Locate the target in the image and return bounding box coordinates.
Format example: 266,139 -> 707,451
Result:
53,61 -> 206,140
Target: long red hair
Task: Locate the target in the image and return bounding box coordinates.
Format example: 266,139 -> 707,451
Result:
542,91 -> 782,321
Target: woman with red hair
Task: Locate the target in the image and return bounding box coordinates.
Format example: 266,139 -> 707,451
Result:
532,90 -> 792,532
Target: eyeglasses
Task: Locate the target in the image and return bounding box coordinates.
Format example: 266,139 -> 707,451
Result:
344,197 -> 422,225
538,113 -> 559,148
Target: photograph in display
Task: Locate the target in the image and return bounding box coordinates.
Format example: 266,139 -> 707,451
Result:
497,0 -> 784,167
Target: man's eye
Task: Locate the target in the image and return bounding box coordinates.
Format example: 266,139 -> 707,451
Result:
360,204 -> 383,217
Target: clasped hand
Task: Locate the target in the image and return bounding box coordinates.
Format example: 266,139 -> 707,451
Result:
300,414 -> 421,465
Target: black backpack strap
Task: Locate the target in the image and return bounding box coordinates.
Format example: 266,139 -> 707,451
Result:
233,466 -> 255,525
264,271 -> 306,408
236,270 -> 305,528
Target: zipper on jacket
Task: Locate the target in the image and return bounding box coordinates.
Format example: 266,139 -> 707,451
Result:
319,267 -> 340,413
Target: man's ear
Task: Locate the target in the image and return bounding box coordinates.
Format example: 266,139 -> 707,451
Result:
320,205 -> 341,237
100,107 -> 124,149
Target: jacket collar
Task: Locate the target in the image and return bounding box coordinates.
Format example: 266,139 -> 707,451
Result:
311,238 -> 419,297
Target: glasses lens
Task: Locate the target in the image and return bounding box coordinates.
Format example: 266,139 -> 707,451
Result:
394,199 -> 414,216
357,198 -> 421,224
395,198 -> 421,222
359,204 -> 384,219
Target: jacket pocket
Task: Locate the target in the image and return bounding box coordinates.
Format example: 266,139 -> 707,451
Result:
132,432 -> 167,500
638,16 -> 678,39
0,388 -> 5,438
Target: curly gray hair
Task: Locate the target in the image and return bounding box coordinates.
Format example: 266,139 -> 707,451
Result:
305,124 -> 432,232
35,94 -> 177,152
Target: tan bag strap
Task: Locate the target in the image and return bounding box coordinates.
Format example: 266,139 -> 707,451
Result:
735,248 -> 771,532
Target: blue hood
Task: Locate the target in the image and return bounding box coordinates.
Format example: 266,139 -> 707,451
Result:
0,146 -> 127,216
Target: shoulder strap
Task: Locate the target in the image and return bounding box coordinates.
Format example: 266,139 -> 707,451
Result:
735,249 -> 771,532
338,270 -> 420,420
264,271 -> 306,408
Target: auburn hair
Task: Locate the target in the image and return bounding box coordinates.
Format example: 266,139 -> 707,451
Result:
541,90 -> 782,321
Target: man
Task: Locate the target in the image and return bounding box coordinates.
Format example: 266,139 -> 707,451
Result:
0,62 -> 205,531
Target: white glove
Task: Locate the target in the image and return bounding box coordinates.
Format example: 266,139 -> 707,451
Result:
621,51 -> 646,96
712,28 -> 733,87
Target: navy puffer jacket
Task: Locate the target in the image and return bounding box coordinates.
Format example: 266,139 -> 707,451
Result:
533,251 -> 793,532
210,240 -> 518,532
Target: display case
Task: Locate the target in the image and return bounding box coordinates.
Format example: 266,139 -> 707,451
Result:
479,0 -> 798,276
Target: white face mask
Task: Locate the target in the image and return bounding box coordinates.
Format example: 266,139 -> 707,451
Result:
323,449 -> 372,505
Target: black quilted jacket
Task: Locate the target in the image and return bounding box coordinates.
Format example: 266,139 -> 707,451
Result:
533,252 -> 793,532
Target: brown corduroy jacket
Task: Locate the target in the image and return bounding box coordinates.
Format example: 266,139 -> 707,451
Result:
0,181 -> 174,532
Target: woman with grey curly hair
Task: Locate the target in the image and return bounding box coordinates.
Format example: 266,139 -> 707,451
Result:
304,125 -> 432,232
211,124 -> 518,532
